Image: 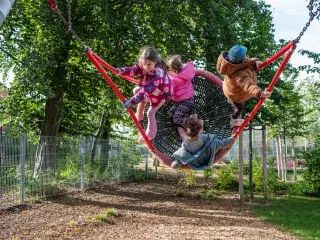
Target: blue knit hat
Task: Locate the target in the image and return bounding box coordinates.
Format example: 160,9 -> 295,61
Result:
228,45 -> 247,63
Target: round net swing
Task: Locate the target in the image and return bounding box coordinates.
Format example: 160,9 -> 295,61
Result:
141,69 -> 233,158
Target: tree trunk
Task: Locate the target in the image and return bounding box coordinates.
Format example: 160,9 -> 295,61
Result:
33,62 -> 68,178
34,91 -> 63,178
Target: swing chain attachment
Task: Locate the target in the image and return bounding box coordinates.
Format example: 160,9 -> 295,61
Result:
48,0 -> 59,13
294,0 -> 320,45
67,0 -> 72,32
48,0 -> 87,50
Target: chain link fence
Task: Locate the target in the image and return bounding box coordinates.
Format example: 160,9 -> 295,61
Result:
0,135 -> 148,208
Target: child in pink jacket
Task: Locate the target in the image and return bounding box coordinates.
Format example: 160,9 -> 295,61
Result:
167,55 -> 196,139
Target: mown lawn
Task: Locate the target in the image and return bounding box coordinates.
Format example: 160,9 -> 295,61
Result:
250,196 -> 320,240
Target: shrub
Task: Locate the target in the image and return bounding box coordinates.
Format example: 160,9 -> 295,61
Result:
202,168 -> 213,182
252,158 -> 290,194
252,158 -> 264,192
215,165 -> 238,190
179,170 -> 197,187
288,181 -> 318,197
300,144 -> 320,197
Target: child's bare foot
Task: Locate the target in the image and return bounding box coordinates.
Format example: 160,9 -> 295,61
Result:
138,136 -> 145,144
138,134 -> 154,144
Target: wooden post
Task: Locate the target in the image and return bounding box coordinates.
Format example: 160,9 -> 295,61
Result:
275,136 -> 281,178
283,136 -> 287,182
239,132 -> 244,203
262,126 -> 268,202
278,136 -> 284,181
291,136 -> 297,181
145,150 -> 149,178
249,125 -> 254,202
80,141 -> 85,190
152,154 -> 159,179
19,135 -> 26,203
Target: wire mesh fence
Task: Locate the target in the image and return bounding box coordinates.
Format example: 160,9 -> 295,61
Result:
225,128 -> 275,161
0,129 -> 309,208
0,135 -> 148,208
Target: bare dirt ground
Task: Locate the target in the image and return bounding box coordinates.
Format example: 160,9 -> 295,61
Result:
0,178 -> 298,240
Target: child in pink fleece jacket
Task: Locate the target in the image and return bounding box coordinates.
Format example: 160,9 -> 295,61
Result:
167,55 -> 196,139
118,46 -> 172,142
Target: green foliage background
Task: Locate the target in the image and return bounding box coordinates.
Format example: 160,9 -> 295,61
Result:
0,0 -> 280,138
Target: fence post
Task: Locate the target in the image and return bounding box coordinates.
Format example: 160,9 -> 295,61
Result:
262,126 -> 268,202
145,150 -> 149,178
249,126 -> 254,202
238,132 -> 244,203
153,155 -> 159,179
117,142 -> 121,182
80,140 -> 85,190
19,135 -> 26,203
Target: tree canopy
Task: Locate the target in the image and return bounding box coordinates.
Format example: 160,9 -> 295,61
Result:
0,0 -> 316,141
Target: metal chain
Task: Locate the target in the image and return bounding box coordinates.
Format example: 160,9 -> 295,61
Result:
56,10 -> 87,50
49,0 -> 87,50
294,0 -> 320,44
67,0 -> 72,32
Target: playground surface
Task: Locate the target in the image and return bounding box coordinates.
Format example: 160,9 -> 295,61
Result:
0,179 -> 297,240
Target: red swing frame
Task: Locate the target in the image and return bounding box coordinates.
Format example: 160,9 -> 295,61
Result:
86,42 -> 296,145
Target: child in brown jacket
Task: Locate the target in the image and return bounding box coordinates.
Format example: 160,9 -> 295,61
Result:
216,45 -> 272,126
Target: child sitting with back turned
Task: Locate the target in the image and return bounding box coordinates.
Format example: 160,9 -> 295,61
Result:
171,114 -> 235,170
216,45 -> 272,126
167,54 -> 196,139
117,45 -> 172,142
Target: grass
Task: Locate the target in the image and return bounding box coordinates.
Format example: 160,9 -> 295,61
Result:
90,208 -> 118,223
250,196 -> 320,240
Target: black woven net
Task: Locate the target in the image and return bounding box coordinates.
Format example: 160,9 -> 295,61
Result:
141,75 -> 233,157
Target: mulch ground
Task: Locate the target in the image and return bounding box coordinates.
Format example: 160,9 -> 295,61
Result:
0,179 -> 297,240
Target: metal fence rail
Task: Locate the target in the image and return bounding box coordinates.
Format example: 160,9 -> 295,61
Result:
0,135 -> 148,208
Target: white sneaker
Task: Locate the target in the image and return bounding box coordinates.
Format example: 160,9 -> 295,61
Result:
231,118 -> 244,126
171,160 -> 182,169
